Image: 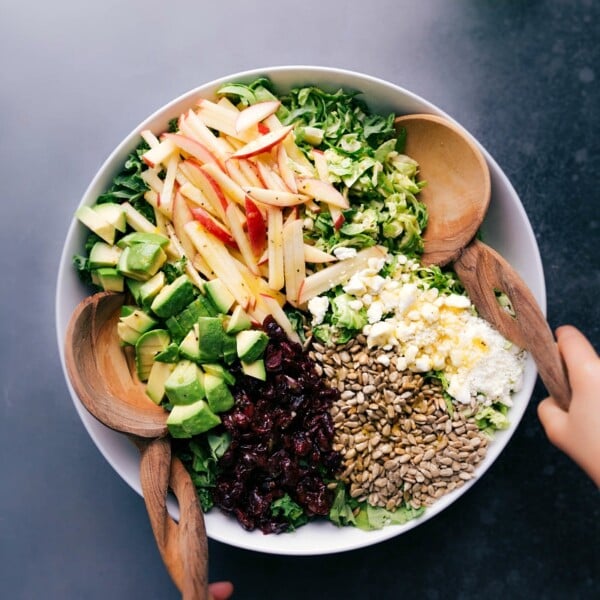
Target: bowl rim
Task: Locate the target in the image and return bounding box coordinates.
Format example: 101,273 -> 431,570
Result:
55,65 -> 546,555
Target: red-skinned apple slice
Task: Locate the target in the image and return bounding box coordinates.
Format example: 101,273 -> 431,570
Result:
259,293 -> 301,343
296,177 -> 349,209
277,144 -> 298,193
190,205 -> 236,247
243,186 -> 307,208
244,197 -> 267,258
224,203 -> 259,276
235,100 -> 281,133
231,125 -> 293,159
142,138 -> 177,168
162,133 -> 223,171
179,160 -> 229,219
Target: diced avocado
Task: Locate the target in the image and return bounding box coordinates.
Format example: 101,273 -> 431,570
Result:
120,307 -> 158,334
126,278 -> 144,305
146,361 -> 175,404
202,363 -> 235,386
96,267 -> 125,292
197,317 -> 227,363
93,203 -> 126,232
89,241 -> 122,268
179,325 -> 200,362
165,360 -> 205,405
225,305 -> 252,334
91,270 -> 101,286
236,329 -> 269,362
167,399 -> 221,438
151,275 -> 196,319
154,343 -> 180,363
117,244 -> 167,281
222,333 -> 237,365
117,321 -> 142,346
165,295 -> 219,343
241,359 -> 266,381
135,329 -> 170,381
204,278 -> 235,314
139,271 -> 166,308
204,372 -> 235,413
76,205 -> 115,244
117,231 -> 170,249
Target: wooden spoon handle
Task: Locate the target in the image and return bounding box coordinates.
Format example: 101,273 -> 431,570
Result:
139,437 -> 209,600
454,239 -> 571,410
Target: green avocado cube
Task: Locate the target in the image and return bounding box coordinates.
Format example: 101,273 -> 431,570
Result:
225,305 -> 252,334
151,275 -> 196,319
139,272 -> 166,308
236,329 -> 269,362
118,244 -> 167,281
146,361 -> 175,404
117,231 -> 170,249
89,242 -> 122,269
154,342 -> 180,363
135,329 -> 170,381
93,202 -> 126,233
204,278 -> 235,314
96,268 -> 124,292
241,359 -> 266,381
76,205 -> 115,244
165,360 -> 205,405
197,317 -> 226,363
204,373 -> 235,413
167,400 -> 221,438
179,325 -> 201,362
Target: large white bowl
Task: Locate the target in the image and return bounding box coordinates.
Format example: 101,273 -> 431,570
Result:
56,66 -> 545,556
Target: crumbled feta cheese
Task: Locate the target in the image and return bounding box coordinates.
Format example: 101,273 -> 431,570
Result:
333,247 -> 358,260
307,296 -> 329,326
367,301 -> 383,324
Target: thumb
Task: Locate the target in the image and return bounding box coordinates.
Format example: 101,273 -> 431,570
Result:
538,395 -> 570,450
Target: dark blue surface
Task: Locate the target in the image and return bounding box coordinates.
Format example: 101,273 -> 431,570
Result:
1,1 -> 598,598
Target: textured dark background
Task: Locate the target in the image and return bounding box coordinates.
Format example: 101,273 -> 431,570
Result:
1,1 -> 598,598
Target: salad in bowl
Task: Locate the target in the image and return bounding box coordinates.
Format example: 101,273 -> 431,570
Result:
56,67 -> 543,555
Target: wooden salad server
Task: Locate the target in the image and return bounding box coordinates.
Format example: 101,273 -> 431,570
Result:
395,114 -> 571,410
65,291 -> 209,600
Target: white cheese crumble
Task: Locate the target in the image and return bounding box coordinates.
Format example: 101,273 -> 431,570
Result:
307,296 -> 329,326
333,247 -> 358,260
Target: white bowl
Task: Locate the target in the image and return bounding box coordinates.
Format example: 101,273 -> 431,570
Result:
55,66 -> 545,556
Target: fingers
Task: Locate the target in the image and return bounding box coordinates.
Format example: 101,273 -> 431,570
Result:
556,326 -> 600,394
537,396 -> 570,450
208,581 -> 235,600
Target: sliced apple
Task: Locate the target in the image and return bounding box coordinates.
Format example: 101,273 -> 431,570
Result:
277,144 -> 298,193
244,186 -> 307,208
192,253 -> 217,280
185,222 -> 253,310
235,100 -> 281,133
231,125 -> 293,159
297,246 -> 388,305
179,110 -> 229,163
224,203 -> 259,276
267,208 -> 284,291
202,162 -> 246,207
238,159 -> 263,188
303,244 -> 336,263
178,181 -> 221,219
141,168 -> 164,194
190,206 -> 236,246
245,197 -> 267,258
141,129 -> 160,148
142,138 -> 177,168
165,221 -> 205,290
157,154 -> 179,218
296,177 -> 349,209
162,133 -> 222,171
259,293 -> 301,344
196,98 -> 254,142
282,218 -> 306,306
179,160 -> 228,220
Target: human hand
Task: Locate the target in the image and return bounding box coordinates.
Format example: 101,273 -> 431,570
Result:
209,580 -> 234,599
538,325 -> 600,487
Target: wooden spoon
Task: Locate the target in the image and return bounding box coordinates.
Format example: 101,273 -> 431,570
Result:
395,113 -> 571,410
65,291 -> 209,599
